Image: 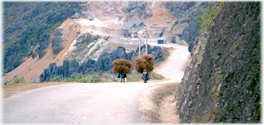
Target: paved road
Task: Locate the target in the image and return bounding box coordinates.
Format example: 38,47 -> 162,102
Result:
3,42 -> 189,124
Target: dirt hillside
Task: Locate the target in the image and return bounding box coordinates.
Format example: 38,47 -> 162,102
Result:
3,2 -> 178,83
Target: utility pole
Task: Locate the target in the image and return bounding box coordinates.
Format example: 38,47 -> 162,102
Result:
145,28 -> 148,55
138,26 -> 140,57
139,39 -> 141,57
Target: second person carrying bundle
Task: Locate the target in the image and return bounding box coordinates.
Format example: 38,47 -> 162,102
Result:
112,59 -> 133,83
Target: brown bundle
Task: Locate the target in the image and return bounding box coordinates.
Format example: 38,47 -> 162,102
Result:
112,59 -> 133,74
134,55 -> 154,73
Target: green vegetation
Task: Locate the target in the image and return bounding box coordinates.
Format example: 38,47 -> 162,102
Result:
65,48 -> 78,61
154,49 -> 171,67
91,44 -> 101,55
4,37 -> 22,51
4,2 -> 81,73
13,76 -> 25,84
50,75 -> 63,82
126,70 -> 164,82
48,21 -> 64,34
4,2 -> 79,51
49,70 -> 165,83
231,44 -> 239,50
65,34 -> 100,61
215,67 -> 224,81
102,72 -> 112,78
3,81 -> 10,85
88,43 -> 95,50
50,73 -> 100,83
174,20 -> 179,25
17,44 -> 26,55
196,2 -> 223,33
77,55 -> 85,62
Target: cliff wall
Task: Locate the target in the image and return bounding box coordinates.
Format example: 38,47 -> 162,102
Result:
176,2 -> 260,123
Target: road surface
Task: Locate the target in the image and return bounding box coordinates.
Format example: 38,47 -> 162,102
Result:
3,42 -> 190,124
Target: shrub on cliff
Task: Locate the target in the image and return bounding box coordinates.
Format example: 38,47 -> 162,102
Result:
196,2 -> 223,33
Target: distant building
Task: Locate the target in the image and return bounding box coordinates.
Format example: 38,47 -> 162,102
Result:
123,22 -> 146,30
172,23 -> 189,45
123,22 -> 146,38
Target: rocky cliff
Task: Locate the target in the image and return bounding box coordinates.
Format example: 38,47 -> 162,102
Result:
176,2 -> 260,123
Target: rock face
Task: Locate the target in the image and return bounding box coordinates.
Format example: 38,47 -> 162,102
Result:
52,28 -> 64,54
122,2 -> 153,22
163,22 -> 177,37
166,2 -> 200,19
176,2 -> 260,123
182,20 -> 200,44
40,45 -> 165,82
165,2 -> 211,52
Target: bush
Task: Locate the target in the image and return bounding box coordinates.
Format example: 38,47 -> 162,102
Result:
3,81 -> 10,85
231,44 -> 239,50
52,73 -> 100,83
102,72 -> 112,78
149,72 -> 164,80
74,74 -> 100,83
13,76 -> 25,84
91,44 -> 101,55
196,2 -> 223,33
50,75 -> 63,82
88,43 -> 95,50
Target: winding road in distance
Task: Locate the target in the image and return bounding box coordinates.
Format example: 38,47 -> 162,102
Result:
3,42 -> 189,124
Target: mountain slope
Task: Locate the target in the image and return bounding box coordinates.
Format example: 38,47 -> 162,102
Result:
3,2 -> 81,73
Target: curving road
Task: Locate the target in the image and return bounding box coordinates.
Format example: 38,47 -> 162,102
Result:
3,42 -> 189,124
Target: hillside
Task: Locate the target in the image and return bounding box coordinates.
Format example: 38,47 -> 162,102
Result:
176,2 -> 260,123
3,2 -> 81,73
3,1 -> 208,83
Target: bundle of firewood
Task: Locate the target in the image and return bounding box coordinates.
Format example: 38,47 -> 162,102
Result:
112,59 -> 133,74
134,55 -> 154,73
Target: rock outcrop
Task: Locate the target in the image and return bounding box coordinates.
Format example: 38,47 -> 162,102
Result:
52,28 -> 64,54
176,2 -> 260,123
122,2 -> 153,22
40,45 -> 165,82
166,2 -> 200,19
165,2 -> 212,52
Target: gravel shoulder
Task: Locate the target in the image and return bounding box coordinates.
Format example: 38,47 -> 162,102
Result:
138,43 -> 190,123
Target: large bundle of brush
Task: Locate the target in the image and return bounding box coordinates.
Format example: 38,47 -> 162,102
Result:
112,59 -> 133,74
134,55 -> 154,73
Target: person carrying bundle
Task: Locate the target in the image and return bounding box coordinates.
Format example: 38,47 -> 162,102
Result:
112,59 -> 133,83
134,55 -> 154,83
